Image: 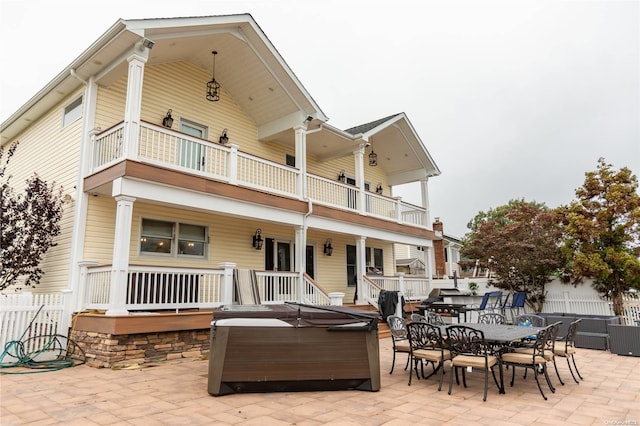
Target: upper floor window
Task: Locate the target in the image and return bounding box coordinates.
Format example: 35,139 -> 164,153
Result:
140,219 -> 207,257
63,96 -> 83,127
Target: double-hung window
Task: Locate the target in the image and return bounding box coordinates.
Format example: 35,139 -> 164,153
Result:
140,219 -> 207,257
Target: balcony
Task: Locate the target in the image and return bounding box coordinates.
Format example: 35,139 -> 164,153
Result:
90,122 -> 428,229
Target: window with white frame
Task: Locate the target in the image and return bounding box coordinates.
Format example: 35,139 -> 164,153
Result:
63,96 -> 83,127
140,219 -> 207,257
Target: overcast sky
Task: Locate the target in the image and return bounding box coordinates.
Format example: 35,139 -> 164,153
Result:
1,0 -> 638,237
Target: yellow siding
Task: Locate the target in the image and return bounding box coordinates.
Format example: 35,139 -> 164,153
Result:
2,89 -> 85,292
94,61 -> 388,190
83,196 -> 117,263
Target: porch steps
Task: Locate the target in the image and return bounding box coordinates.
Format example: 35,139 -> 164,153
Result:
345,304 -> 390,339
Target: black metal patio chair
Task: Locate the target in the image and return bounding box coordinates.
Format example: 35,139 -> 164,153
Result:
446,325 -> 504,402
406,322 -> 451,390
387,315 -> 411,374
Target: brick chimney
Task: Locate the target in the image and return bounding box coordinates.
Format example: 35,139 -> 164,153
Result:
433,218 -> 446,277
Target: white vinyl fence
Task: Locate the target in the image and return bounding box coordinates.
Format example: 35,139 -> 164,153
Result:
542,291 -> 640,325
0,292 -> 67,361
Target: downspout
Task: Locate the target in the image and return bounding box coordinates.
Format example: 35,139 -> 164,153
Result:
298,199 -> 313,302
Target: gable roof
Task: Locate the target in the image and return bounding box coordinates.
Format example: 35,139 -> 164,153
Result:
1,14 -> 440,187
344,114 -> 402,135
1,14 -> 328,143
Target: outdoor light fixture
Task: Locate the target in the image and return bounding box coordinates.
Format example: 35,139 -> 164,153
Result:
141,38 -> 155,49
337,170 -> 346,183
252,229 -> 263,250
376,184 -> 383,195
162,109 -> 173,128
206,51 -> 221,102
219,129 -> 228,144
323,239 -> 333,256
368,143 -> 378,166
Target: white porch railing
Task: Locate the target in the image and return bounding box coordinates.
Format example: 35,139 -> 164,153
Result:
368,275 -> 431,301
83,265 -> 332,311
91,122 -> 429,229
0,292 -> 67,360
361,276 -> 383,309
301,274 -> 332,305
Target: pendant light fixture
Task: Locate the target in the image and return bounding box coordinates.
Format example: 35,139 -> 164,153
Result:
368,143 -> 378,166
206,51 -> 221,102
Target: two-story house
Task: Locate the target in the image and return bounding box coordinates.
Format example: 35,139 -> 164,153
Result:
1,14 -> 441,366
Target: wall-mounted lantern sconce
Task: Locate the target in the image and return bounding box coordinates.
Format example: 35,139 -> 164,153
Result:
323,238 -> 333,256
252,229 -> 263,250
219,129 -> 229,144
162,109 -> 173,128
337,170 -> 346,183
376,184 -> 383,195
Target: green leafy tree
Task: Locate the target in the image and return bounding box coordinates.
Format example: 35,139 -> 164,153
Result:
1,142 -> 65,291
462,199 -> 564,312
558,158 -> 640,316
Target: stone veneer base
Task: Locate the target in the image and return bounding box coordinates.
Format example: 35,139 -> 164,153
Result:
69,312 -> 212,368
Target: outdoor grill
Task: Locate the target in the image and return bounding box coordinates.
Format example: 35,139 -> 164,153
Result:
418,288 -> 472,322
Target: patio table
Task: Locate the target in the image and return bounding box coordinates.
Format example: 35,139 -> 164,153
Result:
442,323 -> 544,344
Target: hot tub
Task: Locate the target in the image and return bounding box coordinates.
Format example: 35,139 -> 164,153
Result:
207,303 -> 380,396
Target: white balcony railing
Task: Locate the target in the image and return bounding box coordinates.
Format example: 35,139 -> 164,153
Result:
91,122 -> 428,228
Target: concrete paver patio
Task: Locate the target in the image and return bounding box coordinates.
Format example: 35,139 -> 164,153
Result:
1,337 -> 639,425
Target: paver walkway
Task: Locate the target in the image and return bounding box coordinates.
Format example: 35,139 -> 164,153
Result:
1,338 -> 639,425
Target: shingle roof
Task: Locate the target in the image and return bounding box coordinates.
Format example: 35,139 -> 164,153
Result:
344,113 -> 402,135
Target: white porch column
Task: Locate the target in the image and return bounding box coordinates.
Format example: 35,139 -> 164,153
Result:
354,143 -> 367,214
424,246 -> 434,282
218,262 -> 236,305
355,236 -> 367,304
294,125 -> 307,199
67,76 -> 98,315
295,226 -> 306,302
420,177 -> 431,227
122,46 -> 149,159
106,196 -> 136,316
396,272 -> 406,316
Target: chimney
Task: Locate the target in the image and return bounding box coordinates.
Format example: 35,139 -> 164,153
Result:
433,218 -> 446,277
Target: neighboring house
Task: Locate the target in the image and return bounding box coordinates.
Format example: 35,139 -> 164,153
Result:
1,15 -> 441,365
394,218 -> 462,278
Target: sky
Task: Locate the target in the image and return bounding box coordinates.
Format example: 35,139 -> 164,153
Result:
1,0 -> 638,238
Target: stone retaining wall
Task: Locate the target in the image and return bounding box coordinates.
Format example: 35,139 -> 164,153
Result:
70,329 -> 211,368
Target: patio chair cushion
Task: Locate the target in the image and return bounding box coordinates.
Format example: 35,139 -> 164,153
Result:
554,346 -> 576,356
501,352 -> 546,365
395,341 -> 411,352
452,354 -> 499,369
514,347 -> 554,361
413,348 -> 452,363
